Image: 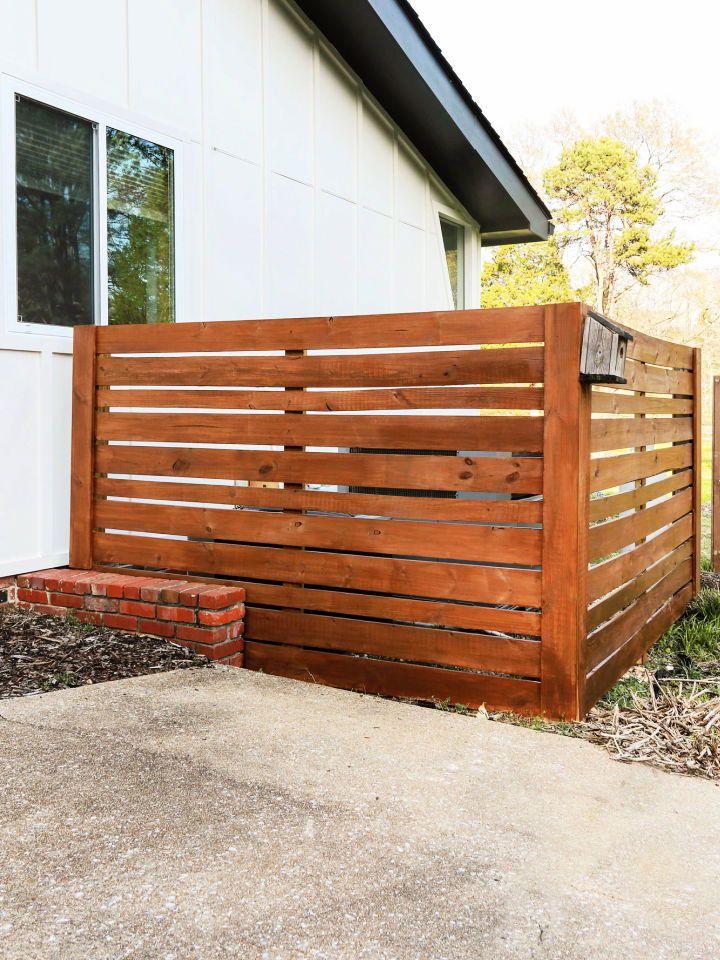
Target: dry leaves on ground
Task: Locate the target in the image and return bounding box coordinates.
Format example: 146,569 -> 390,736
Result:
585,683 -> 720,780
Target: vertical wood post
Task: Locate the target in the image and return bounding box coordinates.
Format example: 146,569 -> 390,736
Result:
691,348 -> 702,593
540,303 -> 592,720
69,325 -> 97,569
713,376 -> 720,573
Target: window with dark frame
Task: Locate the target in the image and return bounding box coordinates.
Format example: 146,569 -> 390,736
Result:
15,95 -> 175,328
15,97 -> 95,327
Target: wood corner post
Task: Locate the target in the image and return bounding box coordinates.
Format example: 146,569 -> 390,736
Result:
540,303 -> 591,721
691,348 -> 702,593
69,324 -> 98,570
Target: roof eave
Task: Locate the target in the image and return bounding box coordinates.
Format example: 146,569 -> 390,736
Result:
292,0 -> 552,244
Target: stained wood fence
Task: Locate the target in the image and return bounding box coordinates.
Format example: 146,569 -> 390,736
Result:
70,303 -> 700,719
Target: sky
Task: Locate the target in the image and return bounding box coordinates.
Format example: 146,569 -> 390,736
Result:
410,0 -> 720,156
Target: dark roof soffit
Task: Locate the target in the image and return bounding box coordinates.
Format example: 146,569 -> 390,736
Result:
292,0 -> 553,244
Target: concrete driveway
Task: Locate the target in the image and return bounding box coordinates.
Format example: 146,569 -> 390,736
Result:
0,667 -> 718,960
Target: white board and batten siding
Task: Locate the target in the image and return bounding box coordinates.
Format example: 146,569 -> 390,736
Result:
0,0 -> 482,577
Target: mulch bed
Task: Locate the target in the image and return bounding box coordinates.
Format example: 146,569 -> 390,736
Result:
0,605 -> 211,699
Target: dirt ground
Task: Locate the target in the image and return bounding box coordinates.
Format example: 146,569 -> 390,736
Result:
0,605 -> 209,698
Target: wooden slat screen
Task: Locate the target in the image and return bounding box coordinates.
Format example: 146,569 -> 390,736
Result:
70,303 -> 699,719
74,306 -> 548,714
582,329 -> 700,712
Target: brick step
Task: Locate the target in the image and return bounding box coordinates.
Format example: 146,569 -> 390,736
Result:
13,569 -> 245,665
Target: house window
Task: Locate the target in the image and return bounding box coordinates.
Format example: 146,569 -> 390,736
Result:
107,129 -> 175,325
15,98 -> 95,327
440,216 -> 465,309
14,95 -> 175,328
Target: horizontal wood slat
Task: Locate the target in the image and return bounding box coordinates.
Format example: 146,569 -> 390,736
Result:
90,566 -> 541,635
95,477 -> 544,525
591,392 -> 692,416
587,513 -> 693,603
96,385 -> 545,412
622,359 -> 693,396
244,609 -> 541,677
587,540 -> 693,632
95,499 -> 543,565
96,347 -> 545,388
243,642 -> 542,714
96,411 -> 544,452
586,557 -> 692,672
96,445 -> 544,495
588,470 -> 692,523
590,444 -> 692,493
96,306 -> 545,354
626,330 -> 694,370
590,416 -> 692,452
93,533 -> 543,606
583,583 -> 693,713
241,581 -> 540,635
588,488 -> 693,563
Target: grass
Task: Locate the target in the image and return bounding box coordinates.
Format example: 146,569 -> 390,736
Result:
601,587 -> 720,706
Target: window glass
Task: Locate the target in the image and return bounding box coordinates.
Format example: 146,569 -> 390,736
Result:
440,217 -> 465,309
15,96 -> 94,326
106,129 -> 175,324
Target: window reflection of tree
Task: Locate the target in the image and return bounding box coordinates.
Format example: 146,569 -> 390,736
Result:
107,130 -> 175,325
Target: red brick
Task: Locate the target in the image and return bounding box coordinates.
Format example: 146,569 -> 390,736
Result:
71,574 -> 99,595
89,574 -> 119,596
174,636 -> 244,660
50,592 -> 84,609
140,579 -> 187,602
119,599 -> 156,618
158,582 -> 190,604
199,638 -> 245,659
122,580 -> 143,600
29,572 -> 52,590
104,613 -> 139,631
36,571 -> 67,592
156,604 -> 195,623
224,652 -> 245,667
17,588 -> 48,604
55,571 -> 89,592
197,586 -> 245,610
173,584 -> 205,607
105,576 -> 140,599
227,621 -> 244,640
138,618 -> 176,638
23,602 -> 68,618
198,605 -> 243,626
75,610 -> 102,626
175,624 -> 228,645
20,569 -> 61,589
85,596 -> 119,613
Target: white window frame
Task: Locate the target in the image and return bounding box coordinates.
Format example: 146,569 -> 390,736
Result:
1,76 -> 183,338
434,202 -> 473,311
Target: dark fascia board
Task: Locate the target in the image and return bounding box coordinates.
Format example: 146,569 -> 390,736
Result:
293,0 -> 553,244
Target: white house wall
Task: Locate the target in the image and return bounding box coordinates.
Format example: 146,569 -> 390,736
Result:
0,0 -> 482,576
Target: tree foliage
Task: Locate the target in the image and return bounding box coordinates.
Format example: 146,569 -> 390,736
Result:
481,239 -> 579,308
543,137 -> 694,313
